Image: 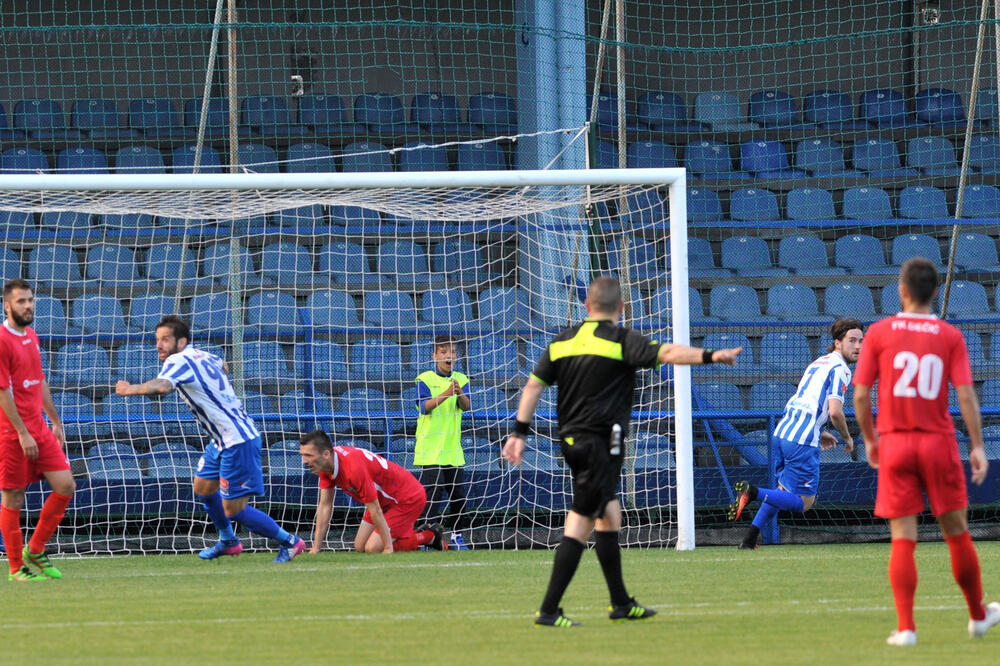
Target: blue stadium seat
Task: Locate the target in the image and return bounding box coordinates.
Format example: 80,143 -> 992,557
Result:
128,294 -> 173,332
411,93 -> 467,133
618,189 -> 666,228
237,143 -> 280,173
398,142 -> 450,172
955,232 -> 1000,271
990,330 -> 1000,362
86,442 -> 144,481
171,144 -> 223,174
794,138 -> 859,176
940,281 -> 991,318
468,385 -> 510,415
626,141 -> 677,168
145,244 -> 214,289
85,243 -> 146,290
0,103 -> 24,140
354,93 -> 418,134
53,391 -> 110,440
328,205 -> 380,231
749,381 -> 796,414
298,94 -> 359,135
1,147 -> 49,173
101,394 -> 157,439
285,142 -> 336,173
113,145 -> 166,173
693,381 -> 744,411
305,290 -> 361,329
968,135 -> 1000,174
341,141 -> 394,172
468,92 -> 517,134
362,290 -> 418,329
477,286 -> 534,328
335,388 -> 402,434
0,247 -> 20,282
785,188 -> 836,221
182,97 -> 251,139
960,185 -> 1000,218
880,283 -> 902,314
960,330 -> 990,371
246,291 -> 302,337
348,339 -> 406,382
71,99 -> 137,140
859,89 -> 923,128
275,390 -> 332,431
850,138 -> 917,177
898,186 -> 949,220
52,343 -> 113,388
157,392 -> 201,437
13,99 -> 81,140
777,234 -> 845,275
129,98 -> 193,139
113,342 -> 160,385
202,243 -> 269,289
694,91 -> 758,131
728,188 -> 780,223
841,186 -> 893,220
28,246 -> 83,288
767,284 -> 832,323
758,332 -> 812,373
802,90 -> 870,129
273,204 -> 326,232
748,90 -> 813,129
258,242 -> 314,287
241,96 -> 309,138
241,392 -> 275,421
376,241 -> 437,284
33,296 -> 78,337
720,234 -> 786,276
688,237 -> 730,278
907,136 -> 960,176
914,88 -> 972,128
739,140 -> 806,178
188,293 -> 232,335
39,211 -> 92,231
56,146 -> 108,173
606,237 -> 666,281
317,241 -> 377,285
71,295 -> 136,336
982,379 -> 1000,409
457,142 -> 507,170
891,232 -> 944,267
300,340 -> 349,382
0,211 -> 34,236
466,337 -> 520,382
824,283 -> 876,318
589,92 -> 638,132
420,289 -> 473,325
242,341 -> 295,383
430,239 -> 494,284
147,449 -> 199,480
683,140 -> 748,179
636,91 -> 701,131
687,188 -> 724,224
709,284 -> 770,321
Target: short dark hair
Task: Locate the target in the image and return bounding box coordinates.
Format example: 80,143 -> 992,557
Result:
300,429 -> 333,452
155,315 -> 190,342
3,279 -> 31,301
588,276 -> 622,314
433,334 -> 456,351
900,257 -> 939,306
827,318 -> 864,352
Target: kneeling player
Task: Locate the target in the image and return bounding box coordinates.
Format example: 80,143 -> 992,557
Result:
299,430 -> 446,553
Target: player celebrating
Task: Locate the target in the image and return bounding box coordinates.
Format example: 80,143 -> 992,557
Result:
298,429 -> 446,553
0,279 -> 75,582
853,258 -> 1000,646
728,318 -> 863,549
116,315 -> 305,563
502,276 -> 742,626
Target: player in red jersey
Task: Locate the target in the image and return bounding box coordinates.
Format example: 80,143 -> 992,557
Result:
299,429 -> 446,553
0,279 -> 75,582
854,258 -> 1000,646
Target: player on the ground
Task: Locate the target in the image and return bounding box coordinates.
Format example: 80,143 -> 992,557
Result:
853,258 -> 1000,646
299,429 -> 446,553
116,315 -> 305,563
502,276 -> 742,627
728,318 -> 863,549
0,279 -> 75,582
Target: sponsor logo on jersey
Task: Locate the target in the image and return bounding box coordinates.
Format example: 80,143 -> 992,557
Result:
21,338 -> 32,345
21,379 -> 40,389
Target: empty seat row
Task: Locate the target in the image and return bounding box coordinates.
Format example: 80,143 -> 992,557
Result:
0,93 -> 517,141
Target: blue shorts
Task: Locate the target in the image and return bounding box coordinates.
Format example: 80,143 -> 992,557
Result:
196,437 -> 265,499
774,437 -> 820,497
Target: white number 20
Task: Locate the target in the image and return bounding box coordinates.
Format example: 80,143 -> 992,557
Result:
892,351 -> 944,400
359,448 -> 390,470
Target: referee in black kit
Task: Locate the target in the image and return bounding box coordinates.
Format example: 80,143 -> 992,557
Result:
503,276 -> 742,627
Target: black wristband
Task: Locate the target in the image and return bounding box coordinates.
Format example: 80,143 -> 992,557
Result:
702,348 -> 715,364
512,419 -> 531,436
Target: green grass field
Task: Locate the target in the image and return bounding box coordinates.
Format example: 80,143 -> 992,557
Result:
4,541 -> 1000,664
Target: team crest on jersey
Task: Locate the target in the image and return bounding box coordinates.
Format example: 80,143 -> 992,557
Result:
220,478 -> 229,490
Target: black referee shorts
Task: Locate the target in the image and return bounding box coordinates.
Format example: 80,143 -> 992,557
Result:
558,433 -> 623,519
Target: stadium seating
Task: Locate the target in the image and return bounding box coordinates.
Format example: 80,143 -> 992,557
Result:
686,188 -> 724,223
720,235 -> 787,276
683,140 -> 747,179
981,378 -> 1000,408
241,96 -> 309,138
802,90 -> 869,129
841,187 -> 893,220
305,290 -> 361,330
129,98 -> 193,139
258,242 -> 313,288
794,139 -> 859,176
317,241 -> 378,285
54,391 -> 109,440
766,284 -> 832,323
748,91 -> 813,129
362,290 -> 418,328
960,330 -> 990,370
284,142 -> 336,173
914,88 -> 971,128
960,185 -> 1000,218
0,247 -> 20,282
759,331 -> 813,372
113,342 -> 160,385
33,296 -> 77,337
0,103 -> 25,140
777,234 -> 845,275
71,99 -> 137,140
467,92 -> 517,134
398,142 -> 450,171
850,139 -> 918,178
457,142 -> 507,171
246,291 -> 303,337
237,143 -> 280,172
242,341 -> 296,384
157,392 -> 200,437
182,97 -> 249,139
636,91 -> 701,131
880,283 -> 902,314
273,204 -> 326,232
348,338 -> 406,383
430,239 -> 495,284
859,89 -> 924,128
420,289 -> 473,325
1,147 -> 50,173
728,189 -> 779,222
785,187 -> 836,221
890,233 -> 944,267
906,136 -> 960,176
709,284 -> 772,321
127,294 -> 173,333
52,342 -> 114,389
71,295 -> 137,336
28,246 -> 85,288
300,340 -> 349,382
335,388 -> 402,434
341,141 -> 393,172
954,232 -> 1000,271
0,211 -> 34,236
354,93 -> 418,134
85,243 -> 146,290
626,141 -> 677,169
86,442 -> 144,481
411,92 -> 467,133
688,237 -> 731,277
298,94 -> 360,136
171,144 -> 223,174
202,243 -> 269,288
114,145 -> 166,173
749,381 -> 796,412
940,281 -> 992,318
101,394 -> 157,439
466,337 -> 520,383
968,135 -> 1000,173
824,283 -> 877,318
39,211 -> 93,231
56,146 -> 109,173
738,140 -> 806,178
693,381 -> 743,411
145,244 -> 215,289
14,99 -> 81,140
606,237 -> 665,281
694,91 -> 758,130
376,241 -> 439,284
477,287 -> 534,328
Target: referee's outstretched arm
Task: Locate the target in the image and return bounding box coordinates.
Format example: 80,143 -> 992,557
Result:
658,344 -> 742,367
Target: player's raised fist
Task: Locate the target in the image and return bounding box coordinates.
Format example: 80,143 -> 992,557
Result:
115,380 -> 131,396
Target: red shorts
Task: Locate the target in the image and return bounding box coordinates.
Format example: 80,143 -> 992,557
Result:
362,493 -> 427,541
874,431 -> 968,519
0,427 -> 70,489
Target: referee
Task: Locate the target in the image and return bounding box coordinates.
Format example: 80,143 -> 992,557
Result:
503,276 -> 741,627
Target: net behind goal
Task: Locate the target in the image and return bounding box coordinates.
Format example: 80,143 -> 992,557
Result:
1,167 -> 693,554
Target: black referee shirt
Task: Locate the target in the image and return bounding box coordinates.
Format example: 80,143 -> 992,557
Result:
531,318 -> 662,439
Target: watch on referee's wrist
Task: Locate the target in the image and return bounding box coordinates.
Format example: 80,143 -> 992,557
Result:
702,348 -> 715,364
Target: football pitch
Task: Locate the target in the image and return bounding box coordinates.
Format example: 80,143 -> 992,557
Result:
4,541 -> 1000,665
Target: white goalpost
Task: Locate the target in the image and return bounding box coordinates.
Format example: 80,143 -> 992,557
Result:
0,166 -> 694,553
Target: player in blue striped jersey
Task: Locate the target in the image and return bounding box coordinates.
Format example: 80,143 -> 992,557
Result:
728,318 -> 864,549
116,316 -> 305,562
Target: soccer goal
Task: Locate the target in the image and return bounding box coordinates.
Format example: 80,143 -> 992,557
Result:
0,165 -> 695,553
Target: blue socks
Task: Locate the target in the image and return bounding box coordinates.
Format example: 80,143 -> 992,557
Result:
751,502 -> 779,530
196,492 -> 236,542
756,487 -> 805,513
230,505 -> 295,546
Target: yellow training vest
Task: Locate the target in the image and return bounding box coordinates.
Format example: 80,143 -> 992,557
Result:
413,370 -> 469,466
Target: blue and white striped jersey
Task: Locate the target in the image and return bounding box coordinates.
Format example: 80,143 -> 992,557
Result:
157,346 -> 260,449
773,352 -> 851,447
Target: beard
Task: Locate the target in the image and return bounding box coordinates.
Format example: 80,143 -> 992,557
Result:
9,309 -> 33,327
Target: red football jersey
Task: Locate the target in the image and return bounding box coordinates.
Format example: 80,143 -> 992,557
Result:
853,313 -> 971,435
0,323 -> 47,437
318,446 -> 425,510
